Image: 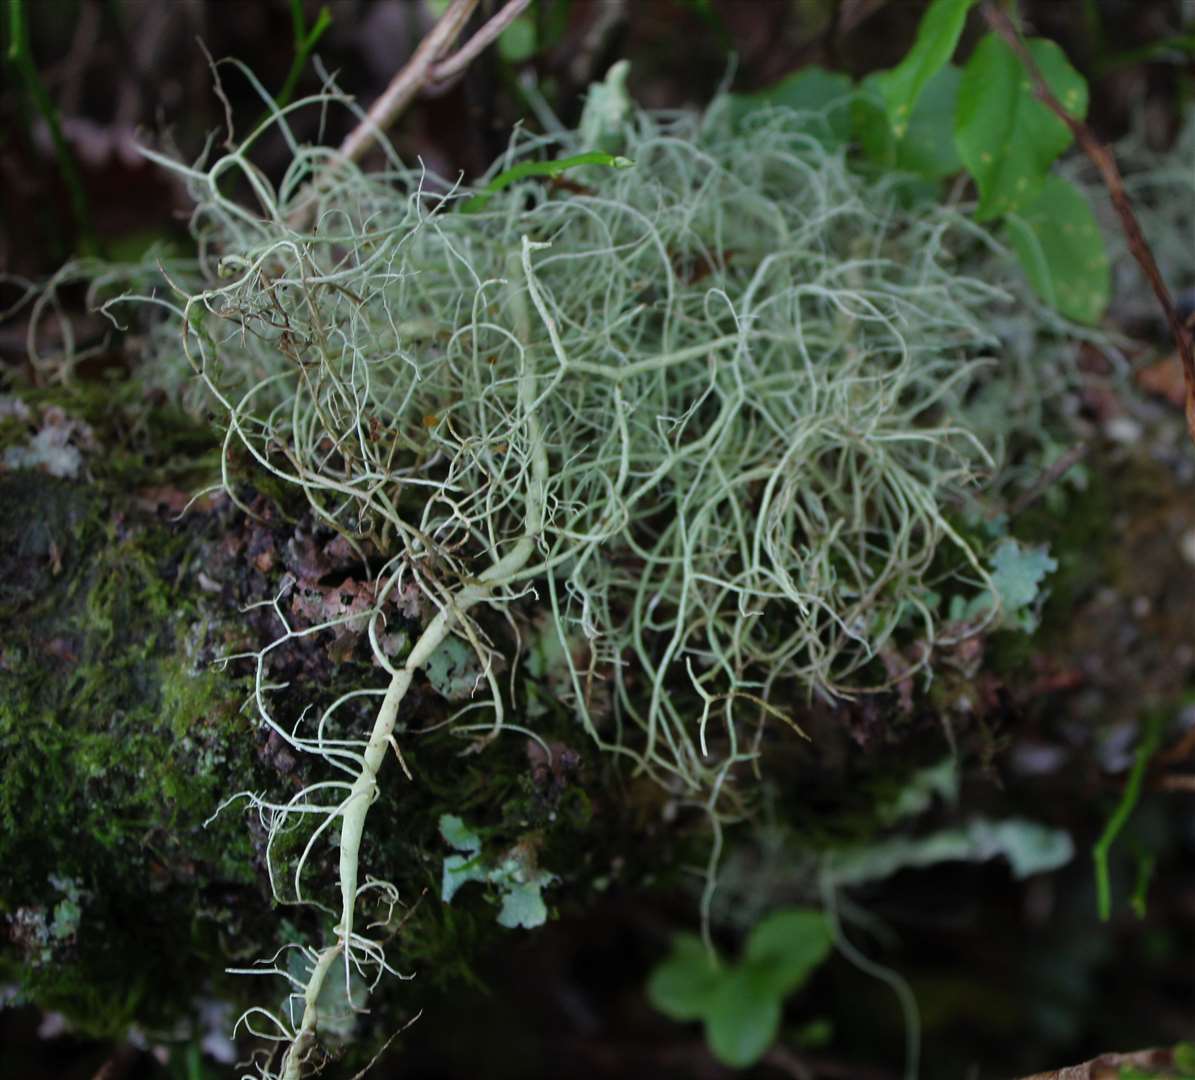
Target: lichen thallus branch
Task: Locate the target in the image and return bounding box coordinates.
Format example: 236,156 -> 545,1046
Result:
260,240 -> 551,1080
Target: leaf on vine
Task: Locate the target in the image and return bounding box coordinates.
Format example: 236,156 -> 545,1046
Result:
955,35 -> 1088,221
874,0 -> 977,138
855,64 -> 963,179
727,66 -> 854,148
1005,175 -> 1110,324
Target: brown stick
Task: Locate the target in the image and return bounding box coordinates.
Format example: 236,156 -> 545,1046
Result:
980,2 -> 1195,444
427,0 -> 533,94
286,0 -> 529,229
336,0 -> 481,166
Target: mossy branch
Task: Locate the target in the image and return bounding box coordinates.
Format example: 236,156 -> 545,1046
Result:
105,83 -> 1052,1074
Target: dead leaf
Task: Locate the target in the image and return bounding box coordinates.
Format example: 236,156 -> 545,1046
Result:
1136,353 -> 1187,408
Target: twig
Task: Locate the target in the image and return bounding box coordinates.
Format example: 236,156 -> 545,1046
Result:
336,0 -> 510,166
287,0 -> 528,230
1016,1047 -> 1176,1080
1155,773 -> 1195,793
427,0 -> 532,94
981,1 -> 1195,444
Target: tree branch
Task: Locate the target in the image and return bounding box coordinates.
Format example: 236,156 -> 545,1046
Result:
336,0 -> 480,166
426,0 -> 533,96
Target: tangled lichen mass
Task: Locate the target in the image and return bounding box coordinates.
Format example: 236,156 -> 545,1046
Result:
114,87 -> 1042,1075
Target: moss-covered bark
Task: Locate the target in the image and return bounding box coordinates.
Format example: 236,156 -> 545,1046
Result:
0,456 -> 273,1035
4,375 -> 1194,1078
0,387 -> 651,1056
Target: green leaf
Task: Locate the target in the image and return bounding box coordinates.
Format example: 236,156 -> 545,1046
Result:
1005,175 -> 1110,324
580,60 -> 634,152
439,814 -> 485,903
441,851 -> 487,903
855,65 -> 963,179
742,907 -> 833,1000
954,537 -> 1057,631
490,852 -> 556,929
425,636 -> 484,701
955,35 -> 1088,221
985,536 -> 1058,631
989,538 -> 1057,614
461,150 -> 634,213
874,0 -> 978,138
829,816 -> 1074,887
646,933 -> 725,1021
889,63 -> 963,178
648,912 -> 833,1068
727,67 -> 854,148
705,967 -> 783,1068
878,757 -> 959,825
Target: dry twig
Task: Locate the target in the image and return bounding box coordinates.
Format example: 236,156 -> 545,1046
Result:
286,0 -> 528,230
338,0 -> 531,165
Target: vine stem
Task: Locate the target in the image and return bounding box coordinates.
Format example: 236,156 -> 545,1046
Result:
278,238 -> 551,1080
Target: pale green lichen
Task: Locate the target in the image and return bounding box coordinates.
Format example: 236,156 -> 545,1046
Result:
72,73 -> 1083,1073
439,813 -> 555,929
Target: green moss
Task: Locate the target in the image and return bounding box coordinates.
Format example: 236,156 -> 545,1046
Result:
0,471 -> 273,1035
8,375 -> 221,488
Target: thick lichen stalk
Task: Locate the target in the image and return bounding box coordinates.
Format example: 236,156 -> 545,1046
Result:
279,239 -> 550,1080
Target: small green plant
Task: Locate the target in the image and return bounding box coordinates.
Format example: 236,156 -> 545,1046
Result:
950,537 -> 1057,632
647,907 -> 833,1068
1092,713 -> 1165,922
731,0 -> 1110,325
